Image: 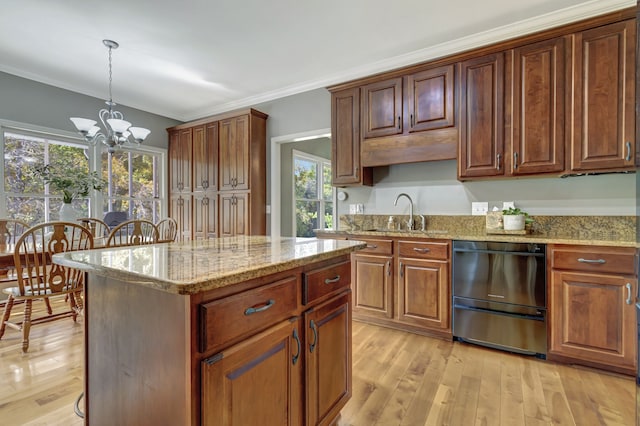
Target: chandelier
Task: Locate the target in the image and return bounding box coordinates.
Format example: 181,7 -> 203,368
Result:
70,39 -> 150,153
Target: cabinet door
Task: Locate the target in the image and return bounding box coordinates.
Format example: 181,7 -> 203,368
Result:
397,257 -> 450,332
406,64 -> 455,133
201,319 -> 302,426
459,53 -> 505,178
361,77 -> 403,139
169,128 -> 192,192
219,193 -> 249,237
332,88 -> 370,186
193,192 -> 217,240
351,253 -> 393,319
549,270 -> 637,373
219,115 -> 250,191
572,20 -> 636,171
510,37 -> 566,175
305,291 -> 351,426
193,122 -> 218,192
169,194 -> 192,241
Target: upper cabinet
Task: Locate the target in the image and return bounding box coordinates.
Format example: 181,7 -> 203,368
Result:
571,20 -> 636,172
169,128 -> 193,193
192,123 -> 218,193
361,77 -> 403,139
331,88 -> 372,186
406,66 -> 456,133
458,53 -> 505,179
219,115 -> 250,191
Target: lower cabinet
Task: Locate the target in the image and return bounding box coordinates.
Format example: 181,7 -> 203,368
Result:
548,244 -> 638,375
304,291 -> 352,426
352,253 -> 393,319
219,192 -> 249,236
201,319 -> 303,426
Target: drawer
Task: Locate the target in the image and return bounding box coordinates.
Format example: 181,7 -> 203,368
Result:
551,246 -> 637,275
200,275 -> 299,353
303,260 -> 351,305
348,236 -> 393,255
398,240 -> 450,261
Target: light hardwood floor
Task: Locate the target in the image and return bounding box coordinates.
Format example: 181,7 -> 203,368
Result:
0,298 -> 635,425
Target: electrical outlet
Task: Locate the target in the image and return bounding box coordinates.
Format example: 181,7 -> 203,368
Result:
349,204 -> 357,214
502,201 -> 515,210
471,202 -> 489,216
355,203 -> 364,214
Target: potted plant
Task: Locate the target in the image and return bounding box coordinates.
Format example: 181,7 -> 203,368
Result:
33,164 -> 107,221
501,207 -> 531,231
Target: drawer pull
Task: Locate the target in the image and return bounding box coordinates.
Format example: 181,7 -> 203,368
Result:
324,275 -> 341,284
244,299 -> 275,315
577,258 -> 606,264
292,328 -> 301,365
366,244 -> 378,249
625,141 -> 632,162
309,320 -> 317,353
413,247 -> 431,253
626,283 -> 632,305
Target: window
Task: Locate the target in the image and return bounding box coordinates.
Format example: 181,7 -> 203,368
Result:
1,121 -> 167,225
293,151 -> 334,237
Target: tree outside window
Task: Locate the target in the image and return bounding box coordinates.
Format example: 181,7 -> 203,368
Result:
294,151 -> 334,237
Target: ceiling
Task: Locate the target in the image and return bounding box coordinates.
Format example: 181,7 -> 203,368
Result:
0,0 -> 633,122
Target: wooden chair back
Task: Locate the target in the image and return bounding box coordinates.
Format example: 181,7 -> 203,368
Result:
106,219 -> 159,247
156,218 -> 178,243
0,219 -> 30,246
13,222 -> 94,297
77,217 -> 110,239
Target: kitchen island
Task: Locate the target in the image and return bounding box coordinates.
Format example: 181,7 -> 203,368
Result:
53,236 -> 365,426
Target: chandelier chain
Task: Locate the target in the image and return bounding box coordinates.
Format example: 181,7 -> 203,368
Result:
108,45 -> 113,105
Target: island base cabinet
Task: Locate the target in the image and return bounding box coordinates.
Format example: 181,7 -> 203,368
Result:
201,319 -> 303,426
549,270 -> 637,374
305,291 -> 352,426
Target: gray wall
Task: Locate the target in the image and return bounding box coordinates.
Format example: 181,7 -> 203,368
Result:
280,137 -> 331,237
0,71 -> 180,148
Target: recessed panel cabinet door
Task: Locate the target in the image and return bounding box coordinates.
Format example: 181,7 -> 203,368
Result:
169,128 -> 193,192
361,77 -> 403,139
332,88 -> 365,186
572,20 -> 636,171
201,319 -> 302,426
169,195 -> 192,242
219,115 -> 250,191
406,65 -> 455,133
193,122 -> 218,192
510,37 -> 567,175
352,253 -> 393,319
459,53 -> 505,178
193,193 -> 217,240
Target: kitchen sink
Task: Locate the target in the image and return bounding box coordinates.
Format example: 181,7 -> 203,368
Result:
363,228 -> 449,235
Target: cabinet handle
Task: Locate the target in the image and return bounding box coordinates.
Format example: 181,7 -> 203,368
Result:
202,179 -> 208,189
400,261 -> 404,278
410,114 -> 414,127
309,320 -> 317,353
496,153 -> 501,170
625,141 -> 631,162
397,116 -> 401,130
513,152 -> 519,169
292,328 -> 301,365
386,261 -> 391,277
244,299 -> 275,315
413,247 -> 430,253
626,283 -> 632,305
577,258 -> 606,264
366,244 -> 378,249
202,197 -> 209,206
324,275 -> 341,284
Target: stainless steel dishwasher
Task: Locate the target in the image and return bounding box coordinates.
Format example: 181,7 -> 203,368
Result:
452,240 -> 547,358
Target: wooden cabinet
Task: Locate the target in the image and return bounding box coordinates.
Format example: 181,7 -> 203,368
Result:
508,37 -> 567,175
170,194 -> 192,242
331,88 -> 372,186
571,20 -> 636,172
361,77 -> 403,139
458,52 -> 505,179
548,244 -> 638,375
304,291 -> 351,426
219,192 -> 249,237
406,66 -> 456,133
168,108 -> 267,240
351,238 -> 393,320
396,240 -> 450,333
201,319 -> 302,426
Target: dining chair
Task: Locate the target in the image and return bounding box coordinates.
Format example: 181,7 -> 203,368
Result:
106,219 -> 159,247
156,217 -> 178,243
77,217 -> 110,245
0,221 -> 93,352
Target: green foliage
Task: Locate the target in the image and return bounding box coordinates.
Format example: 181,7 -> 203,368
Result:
33,163 -> 107,203
502,206 -> 534,224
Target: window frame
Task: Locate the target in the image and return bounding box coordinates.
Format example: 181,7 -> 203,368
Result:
0,119 -> 167,222
292,149 -> 335,237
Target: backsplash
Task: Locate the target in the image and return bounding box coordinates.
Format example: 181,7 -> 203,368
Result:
339,214 -> 637,243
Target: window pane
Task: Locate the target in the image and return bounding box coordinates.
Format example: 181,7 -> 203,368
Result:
108,151 -> 131,197
7,196 -> 45,225
4,133 -> 45,194
322,163 -> 332,201
324,202 -> 333,229
296,200 -> 318,237
131,152 -> 156,200
104,199 -> 130,216
294,158 -> 317,199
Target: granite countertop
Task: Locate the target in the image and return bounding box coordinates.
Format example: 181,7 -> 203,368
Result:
317,228 -> 637,247
52,236 -> 366,295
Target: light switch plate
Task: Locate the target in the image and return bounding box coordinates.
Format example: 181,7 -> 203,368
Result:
471,202 -> 489,216
503,201 -> 515,210
349,204 -> 357,214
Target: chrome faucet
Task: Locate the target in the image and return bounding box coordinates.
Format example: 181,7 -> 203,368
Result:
394,193 -> 414,231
